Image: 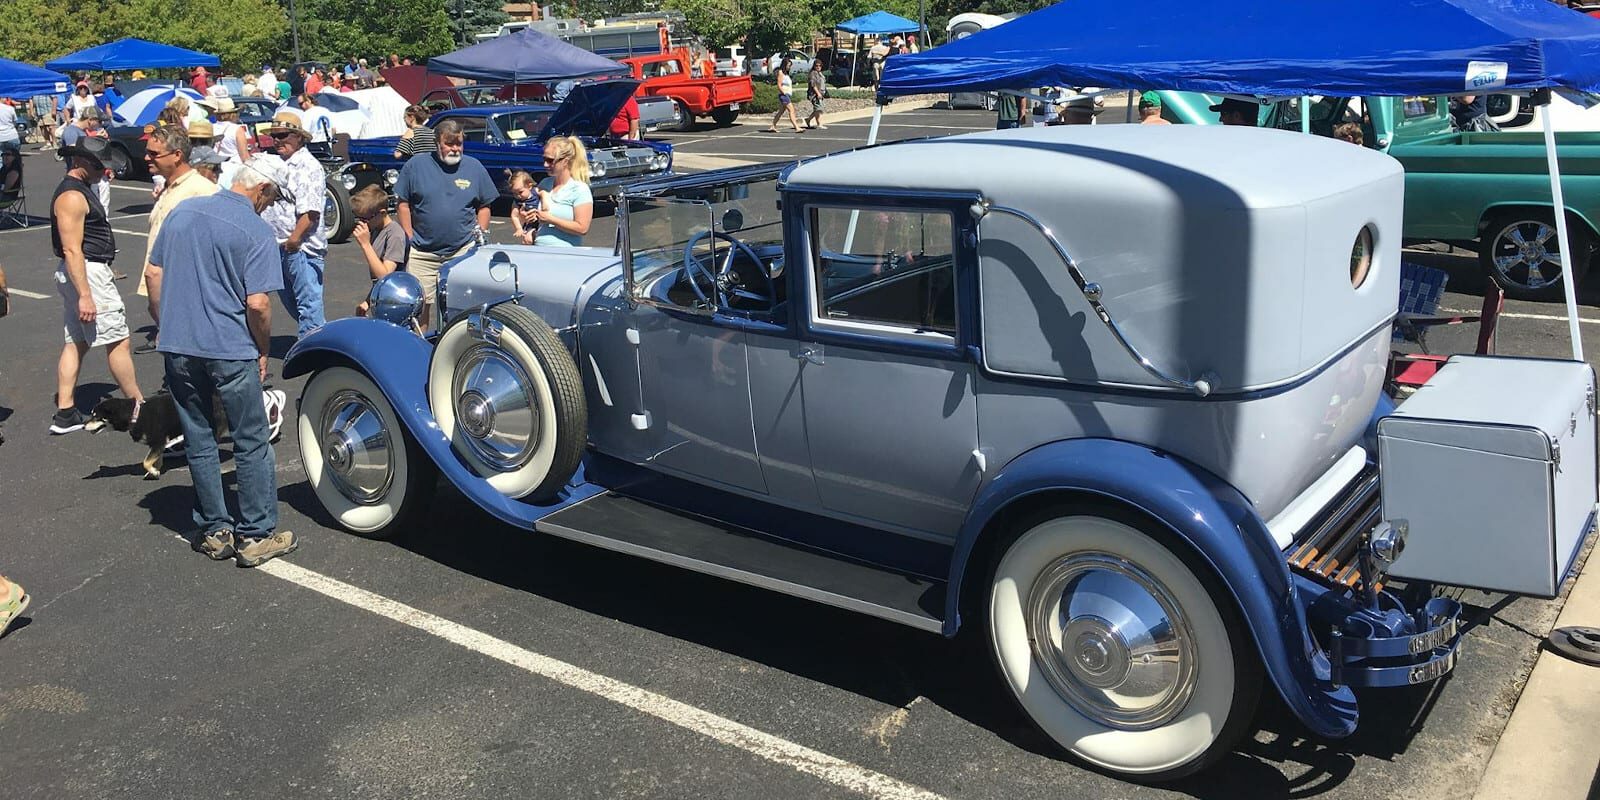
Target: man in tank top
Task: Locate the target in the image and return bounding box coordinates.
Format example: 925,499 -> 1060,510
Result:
49,136 -> 142,434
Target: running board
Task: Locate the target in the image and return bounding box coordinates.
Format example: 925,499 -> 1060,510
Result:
535,492 -> 947,633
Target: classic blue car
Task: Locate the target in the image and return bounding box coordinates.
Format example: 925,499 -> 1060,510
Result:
284,126 -> 1597,781
335,79 -> 673,206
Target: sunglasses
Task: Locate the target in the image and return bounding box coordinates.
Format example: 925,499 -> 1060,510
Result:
144,149 -> 175,160
543,157 -> 562,166
355,212 -> 380,222
270,132 -> 294,140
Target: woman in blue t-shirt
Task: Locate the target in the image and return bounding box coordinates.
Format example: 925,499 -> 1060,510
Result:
531,135 -> 593,247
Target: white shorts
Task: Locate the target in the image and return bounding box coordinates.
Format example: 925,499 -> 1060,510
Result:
57,259 -> 129,347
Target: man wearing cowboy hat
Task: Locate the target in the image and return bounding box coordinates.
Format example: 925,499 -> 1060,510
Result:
49,136 -> 143,434
261,110 -> 327,337
139,125 -> 218,352
1211,97 -> 1260,127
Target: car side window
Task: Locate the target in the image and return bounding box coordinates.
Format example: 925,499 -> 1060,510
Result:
809,206 -> 957,336
443,117 -> 489,143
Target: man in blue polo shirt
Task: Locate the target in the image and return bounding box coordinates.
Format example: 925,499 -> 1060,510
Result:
147,156 -> 297,568
394,118 -> 497,329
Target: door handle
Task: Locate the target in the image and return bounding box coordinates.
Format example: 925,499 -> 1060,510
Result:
794,343 -> 824,365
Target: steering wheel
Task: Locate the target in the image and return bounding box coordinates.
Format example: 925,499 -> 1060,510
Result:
681,230 -> 774,308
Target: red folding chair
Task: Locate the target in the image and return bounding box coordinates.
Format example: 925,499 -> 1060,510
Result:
1388,262 -> 1504,390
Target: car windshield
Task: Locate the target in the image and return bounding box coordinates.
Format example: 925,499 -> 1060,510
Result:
624,172 -> 784,297
493,110 -> 555,142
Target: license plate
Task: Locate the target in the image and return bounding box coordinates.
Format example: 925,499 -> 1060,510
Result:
729,103 -> 741,111
1408,649 -> 1457,684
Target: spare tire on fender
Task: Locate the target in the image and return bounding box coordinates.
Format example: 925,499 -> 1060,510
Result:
428,303 -> 587,500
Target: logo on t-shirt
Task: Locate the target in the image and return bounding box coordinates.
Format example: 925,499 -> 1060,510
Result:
454,179 -> 472,190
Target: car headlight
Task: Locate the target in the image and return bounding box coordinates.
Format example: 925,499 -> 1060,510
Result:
383,168 -> 399,187
652,152 -> 669,170
590,160 -> 607,178
339,172 -> 358,191
366,272 -> 425,329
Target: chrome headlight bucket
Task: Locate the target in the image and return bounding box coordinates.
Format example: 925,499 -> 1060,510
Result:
590,159 -> 608,178
339,171 -> 358,191
652,152 -> 669,170
382,168 -> 400,187
366,271 -> 425,329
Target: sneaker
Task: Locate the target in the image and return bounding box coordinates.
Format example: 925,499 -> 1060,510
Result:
234,531 -> 297,568
193,528 -> 237,560
263,389 -> 287,443
0,578 -> 29,639
49,407 -> 86,435
133,339 -> 158,355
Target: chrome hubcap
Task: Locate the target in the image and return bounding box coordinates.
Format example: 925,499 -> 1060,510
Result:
453,344 -> 540,471
1027,552 -> 1197,730
1494,221 -> 1563,289
319,391 -> 394,505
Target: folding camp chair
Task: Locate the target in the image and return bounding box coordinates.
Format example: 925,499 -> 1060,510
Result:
1387,261 -> 1504,390
0,147 -> 26,228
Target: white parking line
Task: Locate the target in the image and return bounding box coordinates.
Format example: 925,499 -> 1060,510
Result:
112,228 -> 148,237
7,288 -> 51,299
257,559 -> 944,800
1442,307 -> 1600,325
678,151 -> 806,159
108,183 -> 150,193
0,212 -> 147,236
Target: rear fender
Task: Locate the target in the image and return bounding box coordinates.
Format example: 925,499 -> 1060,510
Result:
948,438 -> 1358,739
283,318 -> 601,528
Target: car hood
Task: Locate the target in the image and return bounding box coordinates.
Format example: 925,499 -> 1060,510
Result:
539,79 -> 640,142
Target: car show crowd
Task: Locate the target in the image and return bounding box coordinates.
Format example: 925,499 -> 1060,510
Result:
0,50 -> 609,600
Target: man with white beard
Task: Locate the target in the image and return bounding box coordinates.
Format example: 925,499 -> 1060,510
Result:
392,119 -> 496,329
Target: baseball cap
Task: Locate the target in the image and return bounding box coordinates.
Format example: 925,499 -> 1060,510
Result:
188,145 -> 226,167
1139,91 -> 1163,109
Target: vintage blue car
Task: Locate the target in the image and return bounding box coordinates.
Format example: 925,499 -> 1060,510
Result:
334,79 -> 673,206
284,126 -> 1597,780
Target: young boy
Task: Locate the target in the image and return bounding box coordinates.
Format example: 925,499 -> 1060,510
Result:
349,185 -> 409,316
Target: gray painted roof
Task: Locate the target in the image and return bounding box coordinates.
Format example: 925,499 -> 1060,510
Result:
785,124 -> 1402,208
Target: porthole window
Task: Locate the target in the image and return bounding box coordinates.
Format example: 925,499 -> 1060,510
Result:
1350,225 -> 1374,289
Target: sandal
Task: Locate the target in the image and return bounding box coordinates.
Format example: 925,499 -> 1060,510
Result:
0,578 -> 29,639
765,127 -> 779,133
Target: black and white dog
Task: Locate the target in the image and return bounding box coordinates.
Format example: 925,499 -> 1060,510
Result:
85,389 -> 287,479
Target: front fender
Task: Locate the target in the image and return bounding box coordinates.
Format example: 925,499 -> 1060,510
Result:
948,438 -> 1358,740
284,318 -> 601,528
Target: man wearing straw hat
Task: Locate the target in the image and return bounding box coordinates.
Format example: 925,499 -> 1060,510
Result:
261,110 -> 327,337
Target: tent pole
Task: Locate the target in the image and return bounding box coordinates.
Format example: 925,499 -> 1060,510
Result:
1542,108 -> 1584,361
840,104 -> 886,253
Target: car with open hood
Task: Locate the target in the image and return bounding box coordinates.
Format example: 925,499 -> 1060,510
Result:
336,79 -> 673,204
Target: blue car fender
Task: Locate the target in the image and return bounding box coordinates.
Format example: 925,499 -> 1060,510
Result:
283,318 -> 598,529
948,438 -> 1358,740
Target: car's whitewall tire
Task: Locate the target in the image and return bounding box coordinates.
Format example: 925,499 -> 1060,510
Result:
428,303 -> 586,501
299,367 -> 434,538
989,511 -> 1260,780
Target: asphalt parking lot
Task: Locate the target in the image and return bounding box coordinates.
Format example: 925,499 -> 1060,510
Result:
0,105 -> 1597,798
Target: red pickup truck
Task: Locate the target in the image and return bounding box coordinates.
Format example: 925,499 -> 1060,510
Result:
621,48 -> 754,129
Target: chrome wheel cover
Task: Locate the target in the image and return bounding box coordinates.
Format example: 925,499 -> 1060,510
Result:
319,390 -> 395,505
1026,552 -> 1198,730
323,190 -> 340,236
452,343 -> 540,471
1491,220 -> 1564,290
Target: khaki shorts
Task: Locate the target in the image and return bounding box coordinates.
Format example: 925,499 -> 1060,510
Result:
57,260 -> 129,347
405,241 -> 474,306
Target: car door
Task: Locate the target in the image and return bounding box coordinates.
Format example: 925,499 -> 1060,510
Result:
621,198 -> 767,495
793,195 -> 983,538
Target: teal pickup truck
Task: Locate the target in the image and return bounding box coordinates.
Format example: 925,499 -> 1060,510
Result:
1164,93 -> 1600,301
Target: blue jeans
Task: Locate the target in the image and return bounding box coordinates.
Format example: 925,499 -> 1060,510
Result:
996,119 -> 1021,129
278,248 -> 325,337
165,354 -> 277,539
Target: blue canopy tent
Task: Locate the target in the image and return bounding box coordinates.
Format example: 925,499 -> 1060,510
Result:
836,11 -> 921,87
876,0 -> 1600,359
425,27 -> 629,83
44,38 -> 219,72
0,58 -> 70,98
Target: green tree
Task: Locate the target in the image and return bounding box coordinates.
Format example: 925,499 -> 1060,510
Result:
448,0 -> 510,46
0,0 -> 286,72
294,0 -> 452,62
